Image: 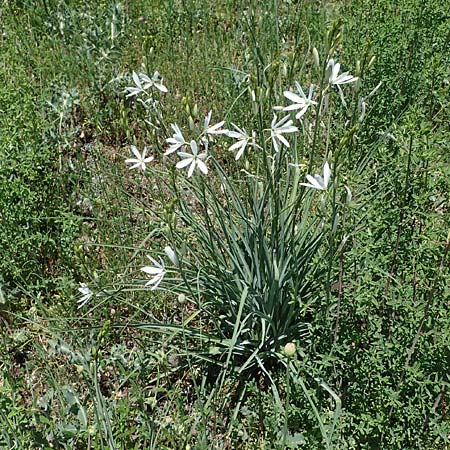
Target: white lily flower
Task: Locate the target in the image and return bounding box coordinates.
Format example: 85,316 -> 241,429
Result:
77,283 -> 93,309
301,161 -> 331,191
176,140 -> 208,177
125,145 -> 154,171
327,59 -> 358,105
270,114 -> 298,153
275,83 -> 317,120
225,124 -> 256,160
165,123 -> 186,156
204,111 -> 227,135
139,71 -> 168,93
141,255 -> 166,290
124,71 -> 144,98
125,71 -> 168,98
327,59 -> 358,86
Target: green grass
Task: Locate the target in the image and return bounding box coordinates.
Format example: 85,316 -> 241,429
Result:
1,0 -> 449,449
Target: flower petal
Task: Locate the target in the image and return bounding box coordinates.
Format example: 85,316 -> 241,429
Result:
197,159 -> 208,175
284,91 -> 305,104
141,266 -> 163,275
229,140 -> 245,152
130,145 -> 141,159
176,158 -> 193,169
323,162 -> 331,188
187,160 -> 196,177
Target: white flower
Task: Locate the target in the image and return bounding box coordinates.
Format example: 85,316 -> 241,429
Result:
275,83 -> 317,120
327,60 -> 358,106
225,124 -> 256,160
204,111 -> 227,135
270,114 -> 298,153
327,59 -> 358,86
125,145 -> 154,171
301,161 -> 331,191
176,140 -> 208,177
125,71 -> 168,98
77,283 -> 93,309
139,71 -> 168,93
165,123 -> 186,156
141,256 -> 166,290
124,72 -> 144,98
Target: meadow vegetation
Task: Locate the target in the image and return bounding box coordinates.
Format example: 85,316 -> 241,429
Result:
1,1 -> 449,449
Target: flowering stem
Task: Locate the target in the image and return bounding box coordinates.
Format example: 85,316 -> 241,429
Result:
308,61 -> 328,173
282,360 -> 291,448
325,186 -> 338,313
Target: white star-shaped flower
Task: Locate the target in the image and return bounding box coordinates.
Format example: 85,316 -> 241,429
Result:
301,161 -> 331,191
203,110 -> 227,135
141,256 -> 166,290
125,71 -> 168,98
139,71 -> 168,93
77,283 -> 93,309
124,72 -> 144,98
125,145 -> 154,171
275,83 -> 317,120
327,59 -> 358,86
270,114 -> 298,153
327,59 -> 358,105
165,123 -> 186,156
225,124 -> 257,160
176,140 -> 208,177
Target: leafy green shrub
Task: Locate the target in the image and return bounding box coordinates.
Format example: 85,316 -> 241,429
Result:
0,62 -> 78,293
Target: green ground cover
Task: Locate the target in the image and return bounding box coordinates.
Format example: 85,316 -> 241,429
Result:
1,1 -> 449,448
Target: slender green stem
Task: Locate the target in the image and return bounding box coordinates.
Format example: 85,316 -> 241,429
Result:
282,360 -> 291,448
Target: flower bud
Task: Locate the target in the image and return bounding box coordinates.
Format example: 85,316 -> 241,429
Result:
358,100 -> 367,122
188,116 -> 195,131
178,293 -> 186,305
344,185 -> 352,205
164,246 -> 179,266
332,212 -> 340,234
284,342 -> 296,357
312,47 -> 320,68
251,89 -> 258,115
